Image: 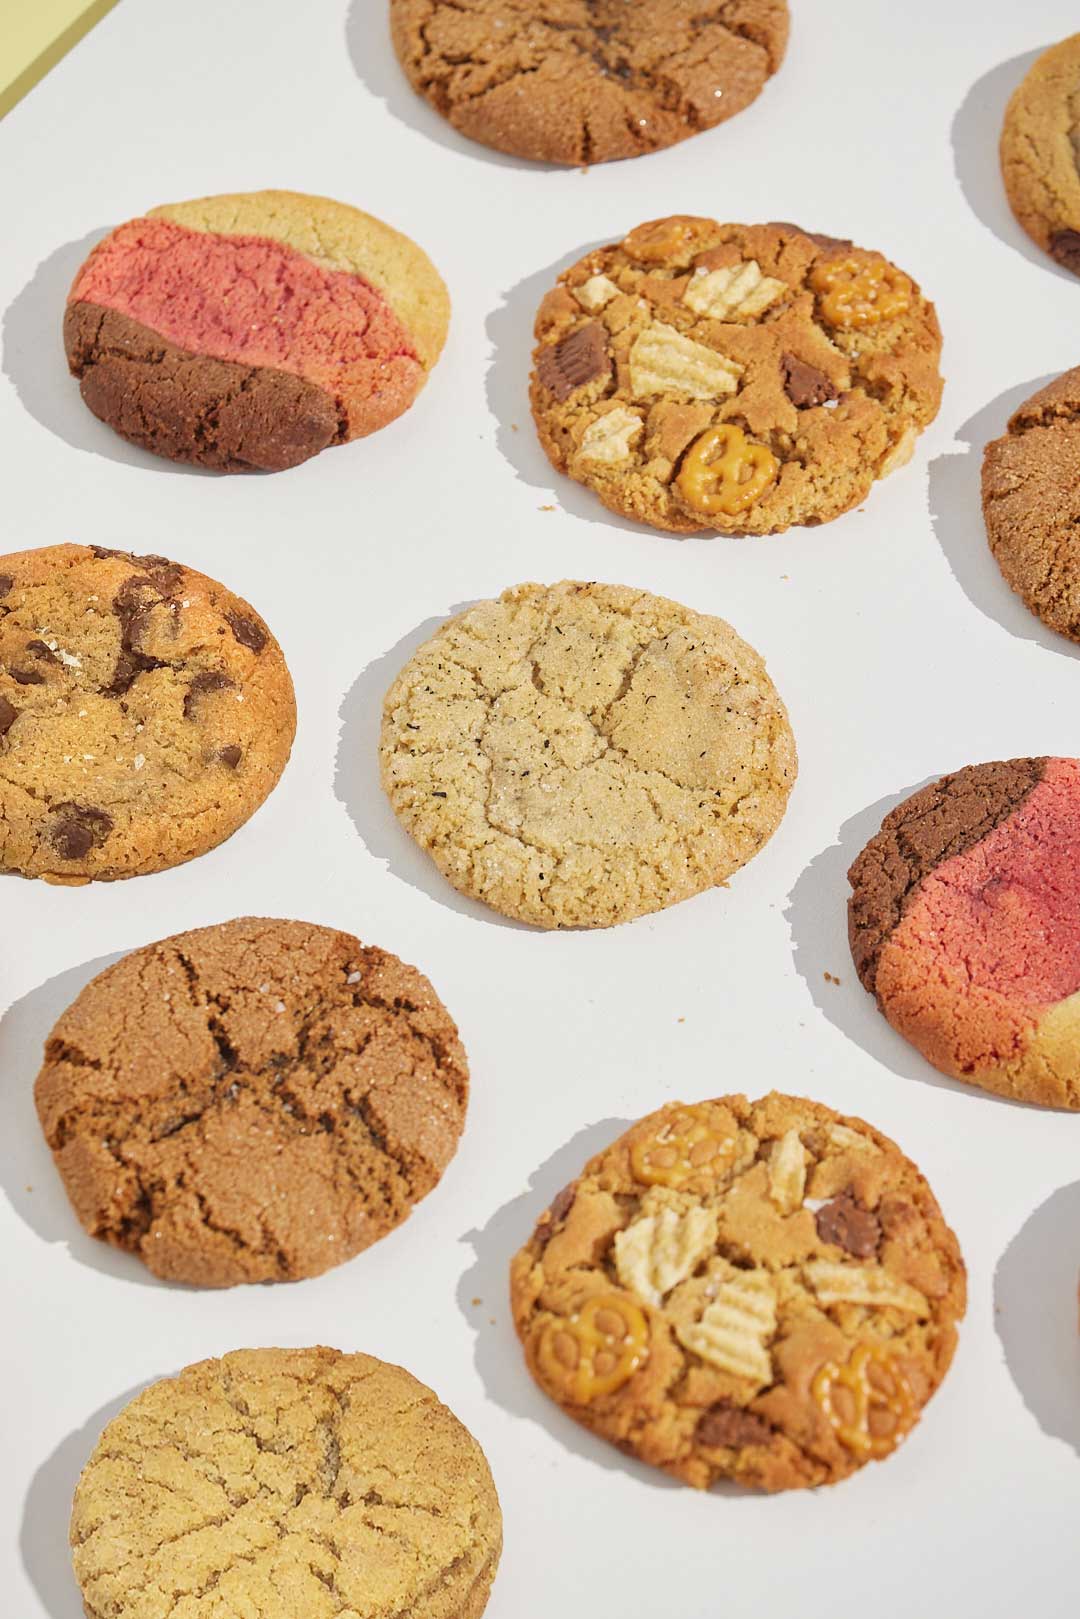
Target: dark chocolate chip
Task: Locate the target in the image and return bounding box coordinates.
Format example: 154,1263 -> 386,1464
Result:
91,545 -> 123,560
0,694 -> 17,736
183,670 -> 235,719
781,352 -> 839,409
537,322 -> 611,402
0,574 -> 13,598
226,612 -> 268,653
1050,229 -> 1080,275
535,1180 -> 577,1248
218,745 -> 242,769
11,667 -> 45,686
50,803 -> 114,860
696,1402 -> 773,1449
25,639 -> 60,664
815,1192 -> 881,1259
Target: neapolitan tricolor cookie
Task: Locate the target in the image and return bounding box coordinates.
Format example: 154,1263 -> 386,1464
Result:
848,759 -> 1080,1108
63,191 -> 450,472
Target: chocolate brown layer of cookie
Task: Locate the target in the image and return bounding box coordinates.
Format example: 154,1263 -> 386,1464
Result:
847,760 -> 1046,993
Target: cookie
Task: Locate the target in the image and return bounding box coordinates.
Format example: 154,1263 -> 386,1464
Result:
379,580 -> 796,929
849,759 -> 1080,1108
530,216 -> 943,534
35,917 -> 469,1285
64,190 -> 450,471
70,1347 -> 502,1619
982,368 -> 1080,640
0,544 -> 294,882
510,1093 -> 965,1491
1000,35 -> 1080,275
389,0 -> 789,166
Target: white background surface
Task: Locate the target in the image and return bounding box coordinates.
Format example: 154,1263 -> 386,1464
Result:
2,0 -> 1079,1614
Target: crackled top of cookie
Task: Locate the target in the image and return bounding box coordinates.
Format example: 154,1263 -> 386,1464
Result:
35,918 -> 469,1286
1001,34 -> 1080,273
378,581 -> 796,928
71,1347 -> 502,1619
0,544 -> 295,881
390,0 -> 789,166
510,1093 -> 965,1491
530,217 -> 943,534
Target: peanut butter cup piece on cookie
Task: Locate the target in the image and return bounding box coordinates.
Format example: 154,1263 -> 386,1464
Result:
0,543 -> 294,881
510,1094 -> 965,1490
849,759 -> 1080,1107
1000,35 -> 1080,275
71,1348 -> 502,1619
64,190 -> 450,470
530,216 -> 943,534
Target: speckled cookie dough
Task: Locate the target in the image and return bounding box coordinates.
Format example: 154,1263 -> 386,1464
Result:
70,1347 -> 502,1619
511,1093 -> 965,1490
0,543 -> 294,882
530,216 -> 943,534
850,758 -> 1080,1108
1000,34 -> 1080,275
378,580 -> 796,928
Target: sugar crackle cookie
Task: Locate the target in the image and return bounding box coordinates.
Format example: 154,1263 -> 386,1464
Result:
70,1348 -> 502,1619
511,1094 -> 965,1490
1001,34 -> 1080,275
35,918 -> 469,1285
65,191 -> 450,470
850,759 -> 1080,1107
390,0 -> 789,165
379,581 -> 796,928
0,544 -> 294,881
530,216 -> 943,534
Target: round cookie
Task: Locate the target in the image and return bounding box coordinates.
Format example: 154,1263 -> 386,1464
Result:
510,1092 -> 965,1491
1000,35 -> 1080,275
849,759 -> 1080,1108
530,216 -> 943,534
389,0 -> 789,166
71,1347 -> 502,1619
982,368 -> 1080,640
379,580 -> 796,929
0,544 -> 294,882
35,917 -> 469,1285
64,190 -> 450,471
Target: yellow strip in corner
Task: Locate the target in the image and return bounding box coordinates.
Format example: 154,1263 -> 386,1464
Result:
0,0 -> 121,121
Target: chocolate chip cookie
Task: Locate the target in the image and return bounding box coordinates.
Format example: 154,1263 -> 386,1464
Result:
511,1093 -> 965,1491
530,216 -> 943,534
71,1348 -> 502,1619
35,917 -> 469,1285
0,544 -> 294,881
982,367 -> 1080,639
390,0 -> 789,166
850,759 -> 1080,1109
1001,34 -> 1080,275
379,580 -> 796,928
65,190 -> 450,470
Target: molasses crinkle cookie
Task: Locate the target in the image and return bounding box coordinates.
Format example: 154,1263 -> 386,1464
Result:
64,190 -> 450,470
70,1348 -> 502,1619
849,759 -> 1080,1107
530,217 -> 943,534
511,1093 -> 965,1490
0,544 -> 294,881
379,580 -> 796,928
390,0 -> 789,166
1000,34 -> 1080,275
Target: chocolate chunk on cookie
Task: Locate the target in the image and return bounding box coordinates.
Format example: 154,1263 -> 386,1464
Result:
1001,35 -> 1080,275
0,543 -> 294,881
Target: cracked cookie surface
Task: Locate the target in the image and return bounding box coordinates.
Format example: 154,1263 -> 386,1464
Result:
0,544 -> 294,882
71,1347 -> 502,1619
389,0 -> 788,166
530,216 -> 942,534
849,758 -> 1080,1108
982,367 -> 1080,639
64,190 -> 450,470
378,580 -> 796,928
35,917 -> 469,1285
1001,34 -> 1080,275
510,1093 -> 965,1491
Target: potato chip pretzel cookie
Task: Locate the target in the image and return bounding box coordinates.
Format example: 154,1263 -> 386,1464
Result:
511,1093 -> 966,1490
530,217 -> 943,535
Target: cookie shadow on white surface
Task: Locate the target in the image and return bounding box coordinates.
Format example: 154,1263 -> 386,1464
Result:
0,953 -> 184,1288
995,1182 -> 1080,1458
21,1380 -> 151,1619
929,375 -> 1080,663
786,783 -> 1037,1112
1,231 -> 214,475
335,610 -> 533,930
952,47 -> 1078,283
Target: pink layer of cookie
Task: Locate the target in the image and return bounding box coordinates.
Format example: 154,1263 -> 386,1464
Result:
879,758 -> 1080,1071
69,217 -> 421,425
